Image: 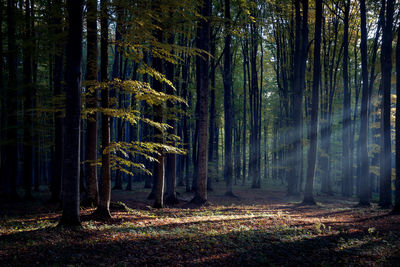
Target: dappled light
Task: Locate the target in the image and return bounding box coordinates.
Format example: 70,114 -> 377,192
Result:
1,0 -> 400,265
1,185 -> 400,265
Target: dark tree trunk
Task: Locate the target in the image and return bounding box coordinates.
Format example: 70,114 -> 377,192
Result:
303,0 -> 322,205
379,0 -> 394,208
23,0 -> 33,200
223,0 -> 234,196
5,0 -> 19,199
59,0 -> 83,227
249,18 -> 260,189
288,0 -> 307,195
368,6 -> 384,198
342,0 -> 352,197
264,123 -> 268,181
127,61 -> 138,190
241,43 -> 247,186
50,0 -> 64,203
208,34 -> 216,191
84,0 -> 99,207
141,52 -> 153,189
394,26 -> 400,212
94,0 -> 112,220
182,56 -> 190,192
165,34 -> 178,206
113,2 -> 123,190
152,21 -> 165,208
191,0 -> 211,205
358,0 -> 370,206
0,0 -> 4,193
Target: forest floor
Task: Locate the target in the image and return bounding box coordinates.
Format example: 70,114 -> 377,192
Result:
1,182 -> 400,266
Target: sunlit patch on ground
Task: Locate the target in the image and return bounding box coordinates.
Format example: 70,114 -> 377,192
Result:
1,184 -> 400,266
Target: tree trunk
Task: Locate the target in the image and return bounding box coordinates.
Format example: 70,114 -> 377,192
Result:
208,34 -> 216,191
5,0 -> 19,200
223,0 -> 234,196
23,0 -> 33,200
358,0 -> 370,206
50,0 -> 64,203
165,34 -> 178,206
394,26 -> 400,212
288,0 -> 307,195
112,2 -> 123,190
242,42 -> 247,186
303,0 -> 321,205
152,24 -> 165,209
191,0 -> 211,205
182,56 -> 190,192
59,0 -> 83,227
84,0 -> 99,207
0,0 -> 4,193
95,0 -> 112,220
342,0 -> 351,197
379,0 -> 394,208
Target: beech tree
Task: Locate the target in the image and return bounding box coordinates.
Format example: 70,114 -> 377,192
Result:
59,0 -> 83,226
358,0 -> 370,206
94,0 -> 112,220
191,0 -> 211,205
303,0 -> 322,205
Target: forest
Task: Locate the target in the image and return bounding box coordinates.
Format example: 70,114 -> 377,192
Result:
1,0 -> 400,265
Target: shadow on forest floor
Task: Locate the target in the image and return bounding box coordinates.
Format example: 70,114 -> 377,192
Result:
1,183 -> 400,266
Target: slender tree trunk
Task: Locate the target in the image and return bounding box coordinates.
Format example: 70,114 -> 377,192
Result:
112,2 -> 123,190
303,0 -> 321,205
182,56 -> 190,192
59,0 -> 83,227
358,0 -> 370,206
394,26 -> 400,212
84,0 -> 99,207
0,0 -> 4,193
249,19 -> 260,189
288,0 -> 307,195
379,0 -> 394,208
208,34 -> 216,191
342,0 -> 352,197
264,123 -> 268,181
223,0 -> 234,196
191,0 -> 211,205
49,0 -> 64,202
242,44 -> 247,186
95,0 -> 112,219
165,34 -> 178,205
23,0 -> 33,200
5,0 -> 19,199
152,21 -> 165,208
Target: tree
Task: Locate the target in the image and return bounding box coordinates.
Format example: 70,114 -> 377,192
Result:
84,0 -> 99,207
152,31 -> 165,209
5,0 -> 19,199
0,0 -> 4,189
223,0 -> 234,196
59,0 -> 83,227
303,0 -> 322,205
165,34 -> 179,205
379,0 -> 394,208
50,0 -> 64,203
342,0 -> 352,197
358,0 -> 370,206
394,25 -> 400,213
23,0 -> 33,200
94,0 -> 112,220
288,0 -> 308,195
191,0 -> 211,205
